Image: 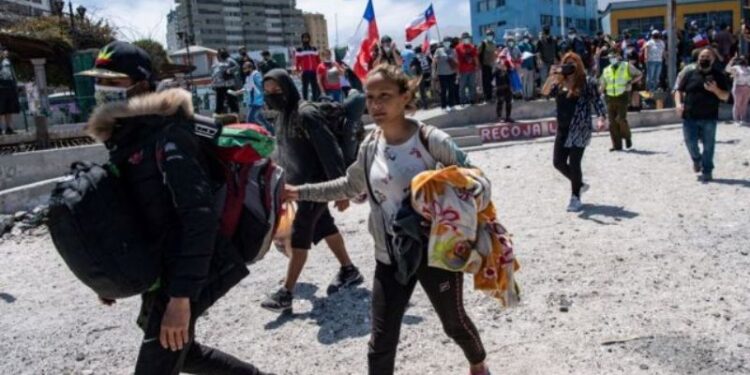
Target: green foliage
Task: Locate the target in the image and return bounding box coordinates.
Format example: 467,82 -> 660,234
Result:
6,15 -> 117,87
8,15 -> 116,50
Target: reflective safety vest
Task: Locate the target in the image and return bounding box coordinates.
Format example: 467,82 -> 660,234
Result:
602,63 -> 631,97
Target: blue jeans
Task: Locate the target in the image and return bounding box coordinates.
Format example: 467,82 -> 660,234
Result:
458,72 -> 476,105
646,61 -> 662,91
246,105 -> 274,135
325,89 -> 342,103
682,119 -> 717,174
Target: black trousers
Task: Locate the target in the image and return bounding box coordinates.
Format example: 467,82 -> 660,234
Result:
214,87 -> 239,115
553,127 -> 586,197
496,88 -> 512,119
438,74 -> 458,109
481,65 -> 494,102
368,260 -> 486,375
134,290 -> 262,375
419,75 -> 432,109
301,71 -> 320,101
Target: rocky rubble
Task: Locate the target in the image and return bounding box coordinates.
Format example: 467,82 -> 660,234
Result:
0,205 -> 49,240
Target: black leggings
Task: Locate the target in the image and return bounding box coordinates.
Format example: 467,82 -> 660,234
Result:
496,89 -> 512,119
368,259 -> 486,375
134,290 -> 263,375
553,128 -> 586,197
438,74 -> 458,109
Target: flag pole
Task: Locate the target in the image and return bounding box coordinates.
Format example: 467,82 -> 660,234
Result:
432,3 -> 442,42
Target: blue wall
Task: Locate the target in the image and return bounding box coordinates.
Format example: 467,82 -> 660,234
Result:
470,0 -> 599,43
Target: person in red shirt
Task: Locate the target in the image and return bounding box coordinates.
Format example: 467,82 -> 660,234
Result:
296,32 -> 321,101
317,49 -> 345,103
455,32 -> 480,105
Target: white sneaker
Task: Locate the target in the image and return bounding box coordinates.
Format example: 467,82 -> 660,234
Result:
580,183 -> 590,196
446,107 -> 454,112
566,196 -> 583,212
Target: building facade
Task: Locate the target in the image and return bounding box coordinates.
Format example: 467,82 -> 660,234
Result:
166,9 -> 181,53
470,0 -> 599,42
173,0 -> 306,52
601,0 -> 741,37
0,0 -> 52,27
303,12 -> 329,51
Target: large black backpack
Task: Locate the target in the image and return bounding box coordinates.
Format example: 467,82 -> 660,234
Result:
47,162 -> 161,299
300,92 -> 366,166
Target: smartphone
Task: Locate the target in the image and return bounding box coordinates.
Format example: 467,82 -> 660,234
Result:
705,75 -> 715,84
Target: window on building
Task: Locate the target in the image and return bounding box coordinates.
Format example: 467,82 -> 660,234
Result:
476,0 -> 505,13
618,16 -> 665,35
589,19 -> 598,32
684,11 -> 733,30
574,0 -> 585,6
565,0 -> 572,4
540,14 -> 554,27
576,18 -> 587,30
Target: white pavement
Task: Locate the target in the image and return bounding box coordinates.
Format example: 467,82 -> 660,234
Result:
1,123 -> 749,374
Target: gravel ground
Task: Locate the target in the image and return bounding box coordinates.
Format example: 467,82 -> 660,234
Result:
1,123 -> 749,375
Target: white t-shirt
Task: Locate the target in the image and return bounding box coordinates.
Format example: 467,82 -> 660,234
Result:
728,65 -> 750,87
645,39 -> 665,62
369,131 -> 434,234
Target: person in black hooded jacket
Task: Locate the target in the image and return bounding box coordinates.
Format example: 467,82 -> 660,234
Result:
260,68 -> 364,313
78,41 -> 274,375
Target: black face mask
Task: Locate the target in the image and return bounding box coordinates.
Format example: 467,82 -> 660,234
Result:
265,93 -> 287,110
561,64 -> 576,76
699,59 -> 712,70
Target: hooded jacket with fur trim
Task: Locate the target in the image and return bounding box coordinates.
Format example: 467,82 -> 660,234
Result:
86,88 -> 248,302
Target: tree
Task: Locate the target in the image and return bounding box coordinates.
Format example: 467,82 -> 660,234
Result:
6,15 -> 117,87
133,39 -> 170,77
8,15 -> 116,50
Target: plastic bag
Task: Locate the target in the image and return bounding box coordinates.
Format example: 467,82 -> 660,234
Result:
274,202 -> 296,241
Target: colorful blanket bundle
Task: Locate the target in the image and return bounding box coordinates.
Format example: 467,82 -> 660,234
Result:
411,166 -> 521,307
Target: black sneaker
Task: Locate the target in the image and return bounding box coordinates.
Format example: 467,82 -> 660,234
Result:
700,173 -> 713,183
327,266 -> 364,295
4,128 -> 15,135
625,138 -> 633,149
261,287 -> 293,314
693,161 -> 702,174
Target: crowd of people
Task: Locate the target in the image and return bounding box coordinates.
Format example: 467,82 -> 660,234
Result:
17,13 -> 750,375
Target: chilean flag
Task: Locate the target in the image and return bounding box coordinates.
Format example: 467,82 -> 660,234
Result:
345,0 -> 380,81
405,4 -> 437,42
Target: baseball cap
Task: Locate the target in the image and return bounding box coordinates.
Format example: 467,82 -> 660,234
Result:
77,41 -> 154,82
651,30 -> 661,35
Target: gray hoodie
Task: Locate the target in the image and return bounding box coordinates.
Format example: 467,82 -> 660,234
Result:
298,120 -> 472,264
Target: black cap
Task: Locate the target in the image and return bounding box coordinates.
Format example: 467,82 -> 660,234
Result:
77,41 -> 153,82
381,35 -> 393,43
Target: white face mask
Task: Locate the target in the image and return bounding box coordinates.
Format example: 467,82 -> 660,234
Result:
507,41 -> 515,47
94,84 -> 131,106
443,42 -> 451,48
609,58 -> 619,65
383,45 -> 392,53
463,38 -> 472,44
486,36 -> 494,42
568,34 -> 576,40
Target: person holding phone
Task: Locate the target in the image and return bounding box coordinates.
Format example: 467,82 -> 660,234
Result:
542,52 -> 607,212
674,47 -> 730,182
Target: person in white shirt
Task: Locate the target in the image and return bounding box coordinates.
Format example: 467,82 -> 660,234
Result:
725,54 -> 750,125
644,30 -> 666,92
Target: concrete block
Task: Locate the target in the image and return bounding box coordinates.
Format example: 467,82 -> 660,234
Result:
0,177 -> 65,214
0,144 -> 107,191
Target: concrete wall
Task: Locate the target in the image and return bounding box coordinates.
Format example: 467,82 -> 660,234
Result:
0,144 -> 107,191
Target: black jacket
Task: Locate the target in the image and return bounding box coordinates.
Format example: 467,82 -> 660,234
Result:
86,89 -> 248,304
264,69 -> 347,185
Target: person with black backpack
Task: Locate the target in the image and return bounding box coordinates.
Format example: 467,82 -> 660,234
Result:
260,68 -> 364,313
212,48 -> 240,115
74,41 -> 274,375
